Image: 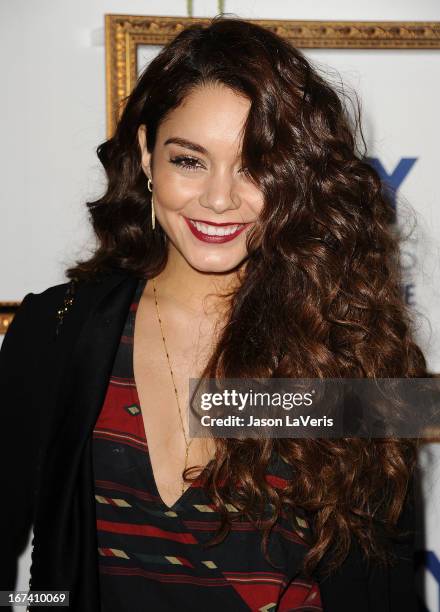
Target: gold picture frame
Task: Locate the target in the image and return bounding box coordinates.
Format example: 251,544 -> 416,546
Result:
105,14 -> 440,137
0,304 -> 19,336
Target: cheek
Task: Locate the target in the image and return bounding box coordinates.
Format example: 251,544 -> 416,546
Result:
155,159 -> 200,202
248,191 -> 264,219
154,169 -> 198,212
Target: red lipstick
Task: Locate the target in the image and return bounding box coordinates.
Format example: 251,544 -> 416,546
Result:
184,217 -> 250,244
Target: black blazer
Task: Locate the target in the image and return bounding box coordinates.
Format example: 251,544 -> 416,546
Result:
0,270 -> 421,611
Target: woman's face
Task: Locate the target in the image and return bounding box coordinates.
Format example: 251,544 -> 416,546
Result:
137,83 -> 264,273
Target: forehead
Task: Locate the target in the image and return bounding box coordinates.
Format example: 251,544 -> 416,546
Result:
158,83 -> 251,154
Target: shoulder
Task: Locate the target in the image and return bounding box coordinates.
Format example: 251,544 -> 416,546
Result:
8,280 -> 78,341
16,270 -> 131,315
5,270 -> 131,343
21,281 -> 73,313
23,274 -> 105,309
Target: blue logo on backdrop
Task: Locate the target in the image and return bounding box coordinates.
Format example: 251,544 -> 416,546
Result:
366,157 -> 418,219
366,157 -> 418,307
415,550 -> 440,612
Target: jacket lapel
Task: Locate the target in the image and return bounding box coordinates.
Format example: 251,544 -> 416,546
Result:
30,271 -> 139,609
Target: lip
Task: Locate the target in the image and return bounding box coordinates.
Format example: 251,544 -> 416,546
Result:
183,216 -> 251,244
187,217 -> 246,226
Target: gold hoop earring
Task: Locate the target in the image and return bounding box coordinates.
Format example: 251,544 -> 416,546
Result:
147,178 -> 155,230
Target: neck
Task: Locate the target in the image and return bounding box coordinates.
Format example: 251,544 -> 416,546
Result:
153,243 -> 244,318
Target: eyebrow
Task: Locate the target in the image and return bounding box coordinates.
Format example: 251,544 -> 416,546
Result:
163,137 -> 209,155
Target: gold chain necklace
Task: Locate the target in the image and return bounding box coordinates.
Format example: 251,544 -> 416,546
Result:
151,277 -> 194,496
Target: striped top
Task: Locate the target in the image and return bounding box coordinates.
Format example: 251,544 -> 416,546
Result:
92,278 -> 323,611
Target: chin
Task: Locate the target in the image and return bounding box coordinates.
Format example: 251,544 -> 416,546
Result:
186,253 -> 246,274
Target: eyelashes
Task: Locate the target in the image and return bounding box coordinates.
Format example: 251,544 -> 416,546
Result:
169,155 -> 202,171
168,155 -> 249,176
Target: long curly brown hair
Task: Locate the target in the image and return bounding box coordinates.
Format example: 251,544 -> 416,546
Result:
66,16 -> 427,578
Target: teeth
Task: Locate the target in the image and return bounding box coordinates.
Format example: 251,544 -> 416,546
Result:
189,219 -> 243,236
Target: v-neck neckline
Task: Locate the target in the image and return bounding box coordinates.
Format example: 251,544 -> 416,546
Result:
130,277 -> 213,513
133,382 -> 212,512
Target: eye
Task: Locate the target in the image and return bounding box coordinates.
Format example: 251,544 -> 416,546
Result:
169,155 -> 204,172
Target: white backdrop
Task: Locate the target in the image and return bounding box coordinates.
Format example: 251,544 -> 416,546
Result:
1,1 -> 439,610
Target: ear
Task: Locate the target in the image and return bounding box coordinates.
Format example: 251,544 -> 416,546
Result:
137,124 -> 152,180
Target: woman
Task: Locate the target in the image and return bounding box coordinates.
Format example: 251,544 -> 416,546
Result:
0,15 -> 425,612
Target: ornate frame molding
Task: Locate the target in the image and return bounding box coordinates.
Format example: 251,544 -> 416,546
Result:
105,14 -> 440,137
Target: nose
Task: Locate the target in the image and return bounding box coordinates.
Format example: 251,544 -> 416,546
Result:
199,171 -> 241,214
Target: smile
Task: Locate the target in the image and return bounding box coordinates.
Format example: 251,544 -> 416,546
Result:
184,217 -> 251,244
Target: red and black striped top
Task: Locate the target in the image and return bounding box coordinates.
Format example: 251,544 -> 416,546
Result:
92,278 -> 323,611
